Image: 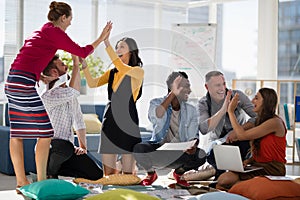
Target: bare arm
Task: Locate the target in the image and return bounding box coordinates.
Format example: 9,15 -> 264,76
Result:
104,39 -> 110,48
226,121 -> 255,143
74,128 -> 87,155
69,55 -> 81,91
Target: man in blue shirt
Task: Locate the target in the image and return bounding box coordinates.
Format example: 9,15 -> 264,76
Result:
133,71 -> 206,187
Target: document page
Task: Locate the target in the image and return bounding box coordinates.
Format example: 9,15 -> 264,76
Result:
265,176 -> 294,181
157,140 -> 197,151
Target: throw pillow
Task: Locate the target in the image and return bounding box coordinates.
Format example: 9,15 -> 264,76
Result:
74,174 -> 141,186
18,179 -> 89,200
83,113 -> 102,133
85,188 -> 160,200
229,176 -> 300,200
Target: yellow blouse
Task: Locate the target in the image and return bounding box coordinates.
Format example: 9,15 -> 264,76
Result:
83,45 -> 144,102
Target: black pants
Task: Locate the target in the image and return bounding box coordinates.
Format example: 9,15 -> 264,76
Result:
47,139 -> 103,180
207,140 -> 250,179
133,142 -> 206,174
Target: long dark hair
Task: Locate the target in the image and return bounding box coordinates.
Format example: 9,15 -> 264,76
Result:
115,37 -> 143,67
252,88 -> 278,156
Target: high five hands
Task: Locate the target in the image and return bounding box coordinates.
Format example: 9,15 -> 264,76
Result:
228,92 -> 239,113
100,21 -> 113,42
226,92 -> 240,143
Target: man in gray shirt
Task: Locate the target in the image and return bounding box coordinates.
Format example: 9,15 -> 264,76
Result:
198,71 -> 256,180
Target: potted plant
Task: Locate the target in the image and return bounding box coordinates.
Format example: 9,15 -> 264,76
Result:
59,51 -> 105,94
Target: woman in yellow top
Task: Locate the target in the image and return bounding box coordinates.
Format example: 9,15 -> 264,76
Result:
83,35 -> 144,175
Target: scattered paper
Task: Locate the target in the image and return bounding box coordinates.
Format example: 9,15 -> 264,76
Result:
265,176 -> 294,181
157,140 -> 197,151
78,182 -> 103,197
146,189 -> 190,199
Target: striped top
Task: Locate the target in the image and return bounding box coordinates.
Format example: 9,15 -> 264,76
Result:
11,22 -> 94,81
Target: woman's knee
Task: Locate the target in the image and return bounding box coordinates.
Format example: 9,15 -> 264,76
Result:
216,171 -> 239,190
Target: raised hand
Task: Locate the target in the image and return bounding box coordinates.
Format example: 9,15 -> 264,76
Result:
228,93 -> 239,113
79,57 -> 88,70
171,76 -> 183,96
100,21 -> 112,42
220,89 -> 232,115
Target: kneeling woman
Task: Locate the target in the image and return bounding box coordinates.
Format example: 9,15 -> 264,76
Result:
216,88 -> 286,191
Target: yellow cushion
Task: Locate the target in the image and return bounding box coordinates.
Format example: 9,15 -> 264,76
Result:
83,114 -> 102,134
85,188 -> 160,200
73,174 -> 141,186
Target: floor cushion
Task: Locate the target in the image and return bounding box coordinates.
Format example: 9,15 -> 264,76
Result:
188,191 -> 249,200
85,188 -> 160,200
229,176 -> 300,200
18,179 -> 89,200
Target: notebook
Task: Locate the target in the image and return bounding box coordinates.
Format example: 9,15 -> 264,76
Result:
213,145 -> 263,173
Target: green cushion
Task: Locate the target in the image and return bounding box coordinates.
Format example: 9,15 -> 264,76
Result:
18,179 -> 89,200
86,188 -> 160,200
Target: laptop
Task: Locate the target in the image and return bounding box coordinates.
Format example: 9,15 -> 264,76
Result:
213,145 -> 263,173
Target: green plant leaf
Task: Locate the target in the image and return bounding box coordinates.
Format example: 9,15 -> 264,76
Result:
59,51 -> 105,79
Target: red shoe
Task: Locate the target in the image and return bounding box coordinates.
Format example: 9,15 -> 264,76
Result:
140,172 -> 158,186
173,171 -> 190,187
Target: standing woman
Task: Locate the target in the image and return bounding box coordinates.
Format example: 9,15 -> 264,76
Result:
216,88 -> 286,191
4,1 -> 111,191
83,34 -> 144,175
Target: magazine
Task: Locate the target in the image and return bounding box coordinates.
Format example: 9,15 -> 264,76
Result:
78,182 -> 103,197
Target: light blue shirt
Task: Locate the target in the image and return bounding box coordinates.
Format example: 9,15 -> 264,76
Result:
148,97 -> 199,143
